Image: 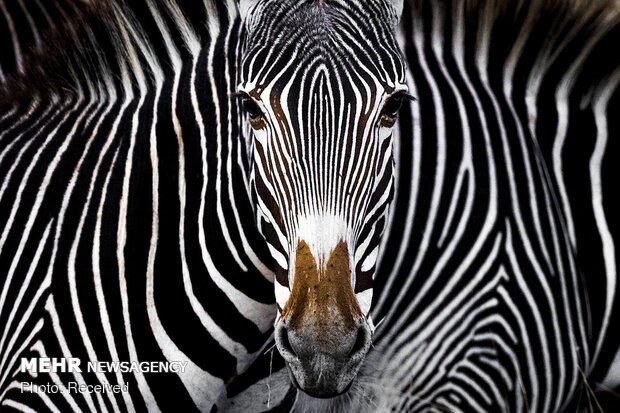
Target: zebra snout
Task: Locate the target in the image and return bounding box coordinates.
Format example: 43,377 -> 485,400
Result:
275,321 -> 371,398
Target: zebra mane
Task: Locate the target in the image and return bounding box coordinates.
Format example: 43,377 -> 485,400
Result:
0,0 -> 108,104
401,0 -> 620,99
403,0 -> 620,37
407,0 -> 620,15
0,0 -> 233,108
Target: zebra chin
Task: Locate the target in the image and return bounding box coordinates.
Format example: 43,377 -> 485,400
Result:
274,240 -> 372,398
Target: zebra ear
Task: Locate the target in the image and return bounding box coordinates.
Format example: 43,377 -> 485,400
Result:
238,0 -> 260,20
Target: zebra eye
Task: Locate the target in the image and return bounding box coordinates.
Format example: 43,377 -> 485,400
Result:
242,96 -> 262,118
241,95 -> 265,128
379,92 -> 407,127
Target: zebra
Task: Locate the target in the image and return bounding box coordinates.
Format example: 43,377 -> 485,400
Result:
238,0 -> 410,400
364,1 -> 620,410
0,1 -> 619,413
0,0 -> 90,84
0,0 -> 277,411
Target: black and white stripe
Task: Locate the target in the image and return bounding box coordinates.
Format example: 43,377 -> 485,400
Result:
238,0 -> 407,317
366,1 -> 620,411
228,0 -> 620,411
0,0 -> 276,411
1,0 -> 619,412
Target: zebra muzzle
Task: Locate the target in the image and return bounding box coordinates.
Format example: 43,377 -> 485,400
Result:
274,240 -> 372,398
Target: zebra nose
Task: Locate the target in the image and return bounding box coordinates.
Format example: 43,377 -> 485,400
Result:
275,321 -> 371,398
276,322 -> 367,359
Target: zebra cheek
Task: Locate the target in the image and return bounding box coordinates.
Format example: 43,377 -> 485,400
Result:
378,124 -> 394,141
251,126 -> 268,148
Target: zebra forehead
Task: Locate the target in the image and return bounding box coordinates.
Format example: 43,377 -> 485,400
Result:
240,42 -> 405,107
243,0 -> 402,63
247,0 -> 397,29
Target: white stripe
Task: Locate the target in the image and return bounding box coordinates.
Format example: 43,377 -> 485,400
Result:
589,69 -> 620,367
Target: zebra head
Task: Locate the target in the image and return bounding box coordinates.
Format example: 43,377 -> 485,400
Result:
238,0 -> 407,398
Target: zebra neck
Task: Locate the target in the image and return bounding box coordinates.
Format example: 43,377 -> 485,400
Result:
0,0 -> 276,394
373,0 -> 620,398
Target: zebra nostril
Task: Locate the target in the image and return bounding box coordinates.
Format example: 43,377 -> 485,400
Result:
348,326 -> 368,357
276,324 -> 297,358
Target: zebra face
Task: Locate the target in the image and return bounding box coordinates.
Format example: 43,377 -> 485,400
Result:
238,0 -> 406,398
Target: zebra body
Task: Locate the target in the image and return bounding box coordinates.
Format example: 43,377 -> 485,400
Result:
229,0 -> 620,411
0,1 -> 277,411
370,2 -> 620,411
